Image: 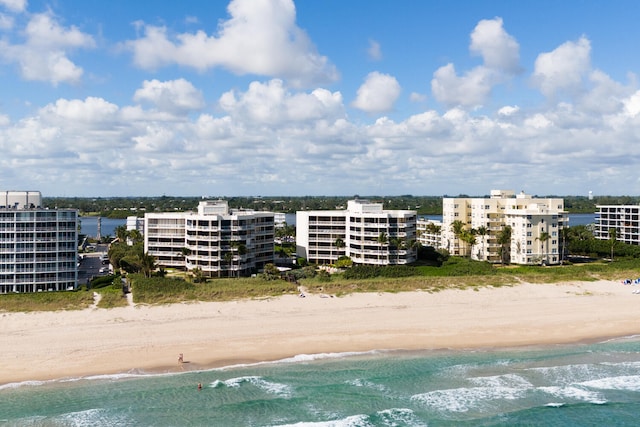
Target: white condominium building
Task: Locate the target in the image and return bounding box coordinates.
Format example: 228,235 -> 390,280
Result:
296,199 -> 417,265
416,218 -> 443,249
594,205 -> 640,245
442,190 -> 567,265
0,191 -> 78,294
145,200 -> 275,277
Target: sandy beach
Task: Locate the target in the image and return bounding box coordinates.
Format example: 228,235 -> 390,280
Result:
2,280 -> 640,385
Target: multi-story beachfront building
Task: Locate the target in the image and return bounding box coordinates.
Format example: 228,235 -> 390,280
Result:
0,191 -> 78,294
416,218 -> 443,249
144,200 -> 275,277
296,199 -> 417,265
442,190 -> 568,265
594,205 -> 640,245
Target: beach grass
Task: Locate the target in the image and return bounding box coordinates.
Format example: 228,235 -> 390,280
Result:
96,286 -> 130,309
131,274 -> 299,305
0,289 -> 94,312
1,257 -> 639,312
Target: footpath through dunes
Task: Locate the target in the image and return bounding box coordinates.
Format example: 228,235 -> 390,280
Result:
2,280 -> 640,385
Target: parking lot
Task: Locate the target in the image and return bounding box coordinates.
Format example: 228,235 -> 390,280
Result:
77,244 -> 111,286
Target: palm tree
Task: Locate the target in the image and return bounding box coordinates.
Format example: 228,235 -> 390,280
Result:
223,251 -> 234,277
334,237 -> 345,262
560,226 -> 570,264
114,225 -> 128,243
376,232 -> 388,264
608,227 -> 619,261
450,220 -> 465,255
537,230 -> 551,265
140,252 -> 156,278
497,225 -> 512,265
128,229 -> 143,245
459,229 -> 477,258
476,225 -> 488,260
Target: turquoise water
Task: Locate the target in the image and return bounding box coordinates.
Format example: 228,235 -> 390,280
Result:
2,339 -> 640,426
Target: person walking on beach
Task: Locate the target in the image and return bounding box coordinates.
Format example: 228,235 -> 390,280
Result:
178,353 -> 184,364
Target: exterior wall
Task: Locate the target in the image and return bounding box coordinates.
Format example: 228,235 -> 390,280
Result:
441,190 -> 567,265
274,212 -> 287,228
416,218 -> 442,249
594,205 -> 640,245
296,200 -> 417,266
0,195 -> 78,293
0,191 -> 42,209
144,213 -> 187,269
144,201 -> 275,277
126,216 -> 145,233
441,197 -> 471,255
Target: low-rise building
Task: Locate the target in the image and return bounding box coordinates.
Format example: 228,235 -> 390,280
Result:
296,199 -> 417,265
0,191 -> 78,294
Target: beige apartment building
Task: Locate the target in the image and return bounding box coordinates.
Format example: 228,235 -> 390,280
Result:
296,199 -> 417,265
442,190 -> 568,265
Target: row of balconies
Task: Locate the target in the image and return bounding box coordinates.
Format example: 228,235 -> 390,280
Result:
309,219 -> 347,227
0,266 -> 75,273
0,227 -> 75,232
0,278 -> 76,285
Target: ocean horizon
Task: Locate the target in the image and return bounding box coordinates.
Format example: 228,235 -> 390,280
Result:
2,337 -> 640,426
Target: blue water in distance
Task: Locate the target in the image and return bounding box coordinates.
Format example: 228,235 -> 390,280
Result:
79,217 -> 126,238
2,338 -> 640,426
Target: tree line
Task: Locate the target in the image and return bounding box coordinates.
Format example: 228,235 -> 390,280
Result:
44,195 -> 640,217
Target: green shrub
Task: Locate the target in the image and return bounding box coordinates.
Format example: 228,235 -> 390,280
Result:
342,265 -> 417,279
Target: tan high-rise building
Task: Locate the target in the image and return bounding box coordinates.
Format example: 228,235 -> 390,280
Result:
442,190 -> 568,265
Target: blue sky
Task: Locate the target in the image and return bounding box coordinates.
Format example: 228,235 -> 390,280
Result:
1,0 -> 640,197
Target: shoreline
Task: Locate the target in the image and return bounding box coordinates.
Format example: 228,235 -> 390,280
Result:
2,280 -> 640,385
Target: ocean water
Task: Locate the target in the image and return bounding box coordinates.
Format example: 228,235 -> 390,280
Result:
2,338 -> 640,426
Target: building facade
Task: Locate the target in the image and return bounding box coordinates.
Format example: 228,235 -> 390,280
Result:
145,200 -> 275,277
296,199 -> 417,265
442,190 -> 568,265
0,191 -> 78,294
416,218 -> 443,249
594,205 -> 640,245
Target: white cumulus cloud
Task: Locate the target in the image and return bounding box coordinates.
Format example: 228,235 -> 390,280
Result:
0,0 -> 26,13
431,17 -> 520,108
470,17 -> 520,73
532,36 -> 591,98
431,64 -> 493,108
352,71 -> 401,113
134,79 -> 205,114
0,12 -> 95,85
219,79 -> 344,124
124,0 -> 338,87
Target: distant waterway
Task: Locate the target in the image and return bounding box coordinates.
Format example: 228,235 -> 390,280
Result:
78,213 -> 593,239
79,216 -> 126,238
